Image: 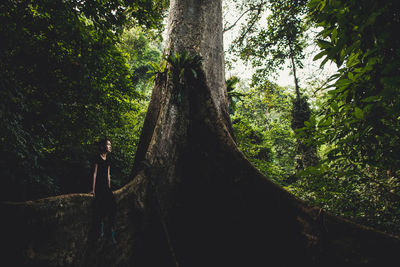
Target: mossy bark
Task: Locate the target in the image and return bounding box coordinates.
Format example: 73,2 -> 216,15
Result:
1,0 -> 399,266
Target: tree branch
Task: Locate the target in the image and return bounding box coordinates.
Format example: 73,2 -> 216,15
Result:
234,5 -> 263,46
227,1 -> 269,46
223,7 -> 255,33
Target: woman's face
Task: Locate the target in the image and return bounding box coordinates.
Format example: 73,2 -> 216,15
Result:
105,140 -> 112,153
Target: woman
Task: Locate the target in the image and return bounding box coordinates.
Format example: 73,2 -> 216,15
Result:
91,138 -> 117,243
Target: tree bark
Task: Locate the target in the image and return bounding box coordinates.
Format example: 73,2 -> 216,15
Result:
1,0 -> 400,266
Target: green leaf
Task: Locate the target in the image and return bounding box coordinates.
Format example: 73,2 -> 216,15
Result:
346,52 -> 360,68
331,28 -> 338,42
362,96 -> 380,103
330,101 -> 339,111
313,51 -> 327,61
317,39 -> 333,49
335,78 -> 352,88
308,0 -> 321,10
354,107 -> 364,120
318,116 -> 332,127
320,56 -> 330,68
348,72 -> 354,80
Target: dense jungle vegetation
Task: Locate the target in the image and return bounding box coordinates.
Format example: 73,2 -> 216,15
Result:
1,0 -> 399,237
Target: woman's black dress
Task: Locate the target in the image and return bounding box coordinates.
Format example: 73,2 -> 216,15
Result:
93,155 -> 116,225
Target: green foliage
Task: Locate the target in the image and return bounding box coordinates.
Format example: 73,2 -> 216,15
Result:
226,76 -> 246,113
291,95 -> 312,131
231,81 -> 296,183
158,51 -> 203,104
232,116 -> 274,175
106,98 -> 149,189
230,0 -> 309,84
289,162 -> 400,235
0,0 -> 163,201
167,51 -> 202,82
308,0 -> 400,171
291,94 -> 319,170
69,0 -> 169,33
288,0 -> 400,234
229,0 -> 400,235
229,0 -> 316,174
147,60 -> 168,82
119,27 -> 163,93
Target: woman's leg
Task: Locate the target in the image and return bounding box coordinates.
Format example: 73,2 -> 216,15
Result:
94,195 -> 106,239
109,192 -> 117,243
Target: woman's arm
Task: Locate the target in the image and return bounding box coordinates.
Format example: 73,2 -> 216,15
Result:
108,165 -> 111,188
92,163 -> 98,195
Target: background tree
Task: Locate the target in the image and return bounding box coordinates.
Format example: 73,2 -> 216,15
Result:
228,0 -> 318,172
230,79 -> 297,182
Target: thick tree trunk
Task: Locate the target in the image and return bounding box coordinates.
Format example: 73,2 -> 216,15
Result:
1,0 -> 400,266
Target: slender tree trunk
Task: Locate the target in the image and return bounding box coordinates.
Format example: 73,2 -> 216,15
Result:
1,1 -> 400,266
288,40 -> 319,170
288,41 -> 300,100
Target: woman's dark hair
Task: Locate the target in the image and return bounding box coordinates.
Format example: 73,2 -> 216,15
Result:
98,138 -> 111,153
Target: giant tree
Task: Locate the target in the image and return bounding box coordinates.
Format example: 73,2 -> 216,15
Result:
1,0 -> 399,266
